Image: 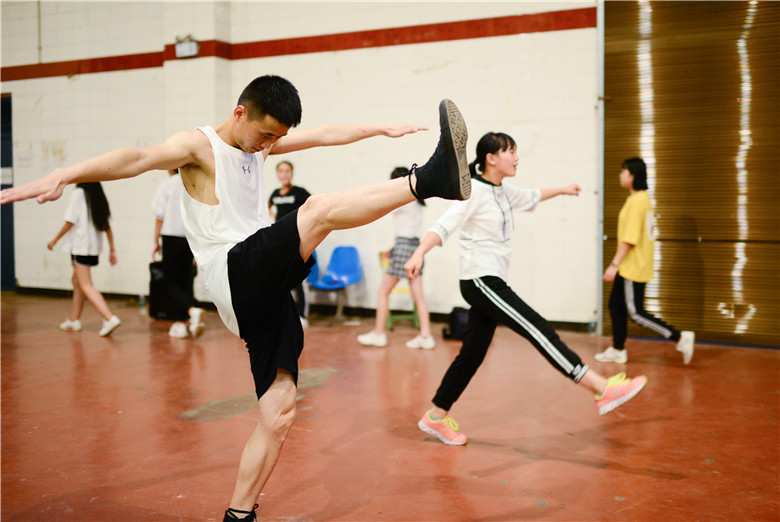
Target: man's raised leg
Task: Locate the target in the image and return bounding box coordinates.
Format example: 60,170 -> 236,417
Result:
225,370 -> 297,521
297,99 -> 470,259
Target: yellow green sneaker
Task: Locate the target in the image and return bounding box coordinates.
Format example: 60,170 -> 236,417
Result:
418,410 -> 467,445
595,372 -> 647,415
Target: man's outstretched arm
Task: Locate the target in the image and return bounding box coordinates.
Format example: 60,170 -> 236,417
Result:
269,124 -> 427,155
0,131 -> 196,205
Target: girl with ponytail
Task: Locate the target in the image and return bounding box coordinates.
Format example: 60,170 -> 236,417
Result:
405,132 -> 648,445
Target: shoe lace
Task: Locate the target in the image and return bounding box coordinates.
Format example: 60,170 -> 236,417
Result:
441,416 -> 460,432
607,372 -> 628,388
596,372 -> 629,399
407,164 -> 421,200
225,504 -> 259,521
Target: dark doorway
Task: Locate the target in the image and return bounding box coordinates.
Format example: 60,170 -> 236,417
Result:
1,94 -> 15,290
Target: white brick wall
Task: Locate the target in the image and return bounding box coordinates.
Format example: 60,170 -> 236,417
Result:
2,1 -> 598,323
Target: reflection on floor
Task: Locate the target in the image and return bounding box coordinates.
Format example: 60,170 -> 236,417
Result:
2,292 -> 778,521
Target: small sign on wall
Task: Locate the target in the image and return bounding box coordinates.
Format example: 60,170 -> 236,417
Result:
15,146 -> 32,169
1,167 -> 12,185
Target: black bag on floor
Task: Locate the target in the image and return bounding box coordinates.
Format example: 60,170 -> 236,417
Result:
442,306 -> 469,340
148,261 -> 178,320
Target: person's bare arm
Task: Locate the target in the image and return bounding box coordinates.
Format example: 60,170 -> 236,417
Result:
106,227 -> 118,266
540,184 -> 581,201
603,241 -> 634,282
404,231 -> 443,280
269,124 -> 427,155
47,221 -> 74,250
1,131 -> 199,205
152,218 -> 163,259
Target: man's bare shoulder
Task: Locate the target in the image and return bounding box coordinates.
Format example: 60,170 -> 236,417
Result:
160,129 -> 213,168
165,129 -> 210,153
173,129 -> 218,204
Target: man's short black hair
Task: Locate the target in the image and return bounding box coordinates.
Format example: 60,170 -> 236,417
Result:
237,75 -> 302,128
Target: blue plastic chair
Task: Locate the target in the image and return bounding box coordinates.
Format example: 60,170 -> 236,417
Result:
309,246 -> 362,321
300,251 -> 319,320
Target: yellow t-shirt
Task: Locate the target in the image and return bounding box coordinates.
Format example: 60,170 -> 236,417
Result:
617,190 -> 656,283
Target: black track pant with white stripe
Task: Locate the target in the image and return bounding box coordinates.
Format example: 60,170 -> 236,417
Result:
432,276 -> 589,412
608,273 -> 680,350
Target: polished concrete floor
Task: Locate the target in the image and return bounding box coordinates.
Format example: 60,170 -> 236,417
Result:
1,292 -> 778,521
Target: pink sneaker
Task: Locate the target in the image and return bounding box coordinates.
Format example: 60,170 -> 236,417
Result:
595,372 -> 647,415
418,410 -> 467,445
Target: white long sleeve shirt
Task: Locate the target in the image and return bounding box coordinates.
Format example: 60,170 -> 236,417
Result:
430,176 -> 541,281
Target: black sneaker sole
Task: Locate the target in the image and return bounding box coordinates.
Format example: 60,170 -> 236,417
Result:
439,99 -> 471,200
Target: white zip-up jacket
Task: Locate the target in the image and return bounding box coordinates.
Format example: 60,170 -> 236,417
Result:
430,176 -> 541,281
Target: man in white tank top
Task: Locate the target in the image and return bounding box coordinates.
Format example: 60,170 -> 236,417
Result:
1,75 -> 471,522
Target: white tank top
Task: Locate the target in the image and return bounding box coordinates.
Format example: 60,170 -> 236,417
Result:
180,126 -> 272,335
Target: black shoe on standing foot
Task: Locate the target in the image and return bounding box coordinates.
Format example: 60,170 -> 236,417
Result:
410,99 -> 470,201
224,504 -> 258,521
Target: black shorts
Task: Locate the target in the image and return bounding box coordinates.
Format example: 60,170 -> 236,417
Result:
71,254 -> 98,267
227,209 -> 315,399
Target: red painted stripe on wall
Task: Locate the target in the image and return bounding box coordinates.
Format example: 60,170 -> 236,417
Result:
2,7 -> 596,81
2,52 -> 165,81
232,7 -> 597,59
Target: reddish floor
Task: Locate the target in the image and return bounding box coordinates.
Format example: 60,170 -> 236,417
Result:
1,292 -> 778,521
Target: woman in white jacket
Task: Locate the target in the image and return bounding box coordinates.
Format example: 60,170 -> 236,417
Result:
405,132 -> 647,445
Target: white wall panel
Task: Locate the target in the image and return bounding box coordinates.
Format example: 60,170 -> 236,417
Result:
3,1 -> 598,323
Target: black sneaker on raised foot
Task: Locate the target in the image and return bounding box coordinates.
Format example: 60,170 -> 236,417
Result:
411,99 -> 470,201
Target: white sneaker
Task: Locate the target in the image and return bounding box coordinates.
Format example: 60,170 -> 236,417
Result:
99,315 -> 121,337
406,335 -> 435,350
300,316 -> 309,329
594,346 -> 628,363
357,331 -> 387,347
59,318 -> 82,331
188,307 -> 204,337
676,330 -> 695,364
168,321 -> 188,338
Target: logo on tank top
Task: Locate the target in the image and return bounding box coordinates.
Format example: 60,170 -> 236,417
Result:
241,165 -> 251,175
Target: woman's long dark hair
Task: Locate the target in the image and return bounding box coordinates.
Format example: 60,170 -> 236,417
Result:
77,182 -> 111,231
468,132 -> 517,177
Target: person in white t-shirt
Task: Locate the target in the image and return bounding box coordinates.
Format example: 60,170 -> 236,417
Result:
358,166 -> 434,349
151,169 -> 205,338
48,182 -> 121,337
405,132 -> 648,446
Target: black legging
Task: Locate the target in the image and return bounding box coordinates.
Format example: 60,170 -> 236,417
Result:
432,276 -> 589,411
608,273 -> 680,350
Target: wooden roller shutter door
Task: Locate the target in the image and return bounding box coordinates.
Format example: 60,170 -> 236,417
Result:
603,1 -> 779,346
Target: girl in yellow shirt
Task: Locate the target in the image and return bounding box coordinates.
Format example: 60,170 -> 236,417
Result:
597,158 -> 694,364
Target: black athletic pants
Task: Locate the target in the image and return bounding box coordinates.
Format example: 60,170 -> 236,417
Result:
432,276 -> 589,412
608,273 -> 680,350
161,235 -> 196,321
